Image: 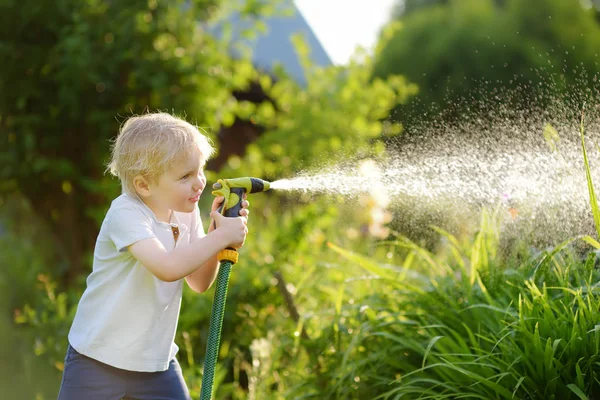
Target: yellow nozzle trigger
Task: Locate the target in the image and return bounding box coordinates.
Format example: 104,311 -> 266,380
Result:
227,193 -> 240,212
211,179 -> 231,214
212,179 -> 244,215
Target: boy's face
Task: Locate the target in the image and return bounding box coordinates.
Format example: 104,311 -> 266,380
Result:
148,147 -> 206,221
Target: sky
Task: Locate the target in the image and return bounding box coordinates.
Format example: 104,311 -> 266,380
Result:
294,0 -> 397,65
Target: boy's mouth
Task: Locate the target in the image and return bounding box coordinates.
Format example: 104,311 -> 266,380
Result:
189,195 -> 200,202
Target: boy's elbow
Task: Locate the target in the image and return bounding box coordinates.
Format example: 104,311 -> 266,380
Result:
185,277 -> 210,293
158,273 -> 180,283
194,283 -> 210,293
193,286 -> 209,294
152,270 -> 178,282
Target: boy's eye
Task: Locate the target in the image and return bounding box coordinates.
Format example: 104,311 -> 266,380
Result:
181,174 -> 190,180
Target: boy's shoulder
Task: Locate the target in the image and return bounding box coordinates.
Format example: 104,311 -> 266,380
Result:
108,193 -> 146,213
110,193 -> 143,209
104,194 -> 154,223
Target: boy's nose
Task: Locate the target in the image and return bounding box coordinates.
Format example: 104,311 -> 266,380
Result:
193,176 -> 205,191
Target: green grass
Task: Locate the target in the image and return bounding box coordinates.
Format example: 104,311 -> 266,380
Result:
321,212 -> 600,400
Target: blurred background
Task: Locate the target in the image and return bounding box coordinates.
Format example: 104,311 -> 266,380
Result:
3,0 -> 600,398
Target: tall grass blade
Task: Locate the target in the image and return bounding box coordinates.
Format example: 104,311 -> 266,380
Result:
581,235 -> 600,249
422,336 -> 444,368
580,105 -> 600,238
567,383 -> 589,400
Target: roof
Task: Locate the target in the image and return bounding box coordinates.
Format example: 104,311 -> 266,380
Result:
211,0 -> 332,85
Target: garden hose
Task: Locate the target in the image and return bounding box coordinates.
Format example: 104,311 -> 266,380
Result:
200,177 -> 271,400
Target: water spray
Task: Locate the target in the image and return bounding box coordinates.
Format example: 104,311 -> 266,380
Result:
200,177 -> 270,400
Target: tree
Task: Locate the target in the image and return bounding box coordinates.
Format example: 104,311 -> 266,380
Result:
375,0 -> 600,128
393,0 -> 509,17
216,33 -> 416,181
392,0 -> 449,18
0,0 -> 235,283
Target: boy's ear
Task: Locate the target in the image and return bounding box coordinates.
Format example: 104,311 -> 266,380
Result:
133,175 -> 151,197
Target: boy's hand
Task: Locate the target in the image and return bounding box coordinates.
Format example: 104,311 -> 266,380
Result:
212,195 -> 250,214
210,195 -> 250,220
209,195 -> 250,248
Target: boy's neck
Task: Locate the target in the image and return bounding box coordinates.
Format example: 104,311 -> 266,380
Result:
139,197 -> 172,223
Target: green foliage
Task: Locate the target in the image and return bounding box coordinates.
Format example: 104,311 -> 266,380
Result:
216,34 -> 416,181
0,0 -> 232,279
375,0 -> 600,127
0,195 -> 75,399
0,1 -> 413,398
391,0 -> 449,18
173,35 -> 415,388
303,214 -> 600,399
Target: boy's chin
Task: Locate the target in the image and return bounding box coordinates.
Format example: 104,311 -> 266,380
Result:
175,203 -> 196,213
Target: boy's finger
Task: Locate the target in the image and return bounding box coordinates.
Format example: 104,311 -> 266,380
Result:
211,197 -> 224,211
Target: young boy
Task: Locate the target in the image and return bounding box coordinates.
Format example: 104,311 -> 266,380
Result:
58,112 -> 249,400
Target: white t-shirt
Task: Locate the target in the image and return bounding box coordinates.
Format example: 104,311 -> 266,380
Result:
68,193 -> 205,372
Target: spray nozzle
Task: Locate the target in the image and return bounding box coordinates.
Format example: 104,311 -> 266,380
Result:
212,177 -> 271,218
212,177 -> 270,194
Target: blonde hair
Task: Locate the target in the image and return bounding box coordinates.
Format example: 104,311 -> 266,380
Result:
107,113 -> 214,196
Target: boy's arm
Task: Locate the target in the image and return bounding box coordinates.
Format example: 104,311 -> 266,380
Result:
128,212 -> 247,287
184,215 -> 220,293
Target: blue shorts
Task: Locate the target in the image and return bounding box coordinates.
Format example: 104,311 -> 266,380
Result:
57,344 -> 191,400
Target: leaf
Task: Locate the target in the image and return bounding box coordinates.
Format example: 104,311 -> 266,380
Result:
581,235 -> 600,249
422,335 -> 444,368
567,384 -> 589,400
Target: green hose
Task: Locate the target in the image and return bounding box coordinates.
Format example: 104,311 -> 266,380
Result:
201,176 -> 271,399
200,260 -> 233,400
